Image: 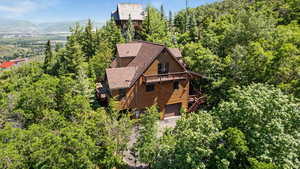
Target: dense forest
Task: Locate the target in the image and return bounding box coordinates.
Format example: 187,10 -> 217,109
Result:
0,0 -> 299,169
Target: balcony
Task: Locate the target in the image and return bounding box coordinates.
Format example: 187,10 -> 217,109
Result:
142,72 -> 188,83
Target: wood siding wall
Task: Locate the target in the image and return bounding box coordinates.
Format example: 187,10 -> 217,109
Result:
111,49 -> 189,119
116,20 -> 143,30
144,49 -> 184,76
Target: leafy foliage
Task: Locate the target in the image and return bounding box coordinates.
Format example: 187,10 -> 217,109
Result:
214,84 -> 300,168
0,19 -> 132,167
141,7 -> 174,46
1,0 -> 300,168
133,106 -> 160,165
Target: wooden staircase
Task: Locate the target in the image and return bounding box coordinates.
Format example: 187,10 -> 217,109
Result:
188,94 -> 206,113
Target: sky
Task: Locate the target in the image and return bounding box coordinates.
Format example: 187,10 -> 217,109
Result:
0,0 -> 218,23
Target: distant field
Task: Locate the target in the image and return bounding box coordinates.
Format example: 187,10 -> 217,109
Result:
0,35 -> 67,46
0,45 -> 16,58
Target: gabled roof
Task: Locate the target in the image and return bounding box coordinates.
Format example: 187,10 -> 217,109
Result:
127,41 -> 188,88
106,67 -> 137,90
168,48 -> 182,58
116,42 -> 182,59
112,3 -> 145,21
106,41 -> 192,90
117,43 -> 142,57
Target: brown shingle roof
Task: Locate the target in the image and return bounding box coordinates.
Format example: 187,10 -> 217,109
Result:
106,41 -> 190,90
168,48 -> 182,58
127,42 -> 165,87
117,43 -> 142,57
106,67 -> 137,90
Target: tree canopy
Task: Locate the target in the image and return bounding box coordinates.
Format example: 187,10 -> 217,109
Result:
0,0 -> 299,168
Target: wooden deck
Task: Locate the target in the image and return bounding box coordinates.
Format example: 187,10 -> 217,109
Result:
187,90 -> 206,113
143,72 -> 188,83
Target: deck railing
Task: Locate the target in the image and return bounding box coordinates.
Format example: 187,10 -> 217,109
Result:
143,72 -> 188,83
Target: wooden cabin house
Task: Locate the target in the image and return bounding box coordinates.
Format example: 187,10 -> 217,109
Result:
99,41 -> 204,119
111,3 -> 146,30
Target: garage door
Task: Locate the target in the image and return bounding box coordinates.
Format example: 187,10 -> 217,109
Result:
165,103 -> 181,118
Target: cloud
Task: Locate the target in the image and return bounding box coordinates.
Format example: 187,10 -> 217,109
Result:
0,0 -> 59,16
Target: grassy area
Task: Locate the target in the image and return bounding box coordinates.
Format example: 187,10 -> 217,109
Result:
0,45 -> 16,58
0,35 -> 67,46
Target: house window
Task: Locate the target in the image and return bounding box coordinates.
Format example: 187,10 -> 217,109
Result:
118,88 -> 126,100
158,63 -> 169,74
173,81 -> 180,90
146,84 -> 155,92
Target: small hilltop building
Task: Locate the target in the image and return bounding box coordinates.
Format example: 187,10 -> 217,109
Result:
111,3 -> 146,30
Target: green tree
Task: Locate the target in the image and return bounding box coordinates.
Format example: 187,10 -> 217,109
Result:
89,41 -> 113,80
169,11 -> 173,31
97,19 -> 124,51
75,68 -> 94,103
268,22 -> 300,97
133,106 -> 160,166
209,128 -> 249,169
55,42 -> 63,52
82,19 -> 96,61
43,40 -> 54,74
0,125 -> 26,169
81,108 -> 132,168
160,4 -> 165,19
249,158 -> 277,169
170,112 -> 221,169
214,84 -> 300,168
58,40 -> 84,76
182,42 -> 227,105
15,75 -> 59,126
141,7 -> 173,46
188,13 -> 199,41
125,14 -> 135,42
56,76 -> 91,121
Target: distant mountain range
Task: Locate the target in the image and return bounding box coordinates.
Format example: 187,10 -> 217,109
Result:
0,18 -> 105,34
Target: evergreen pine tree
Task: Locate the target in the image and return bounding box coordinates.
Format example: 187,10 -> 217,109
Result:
55,42 -> 63,52
75,67 -> 93,103
160,5 -> 165,19
141,7 -> 173,45
43,40 -> 53,74
147,6 -> 151,34
59,38 -> 84,76
189,13 -> 199,41
188,14 -> 199,41
98,19 -> 125,51
185,0 -> 189,32
169,11 -> 173,29
125,14 -> 135,42
83,19 -> 95,61
69,23 -> 84,42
